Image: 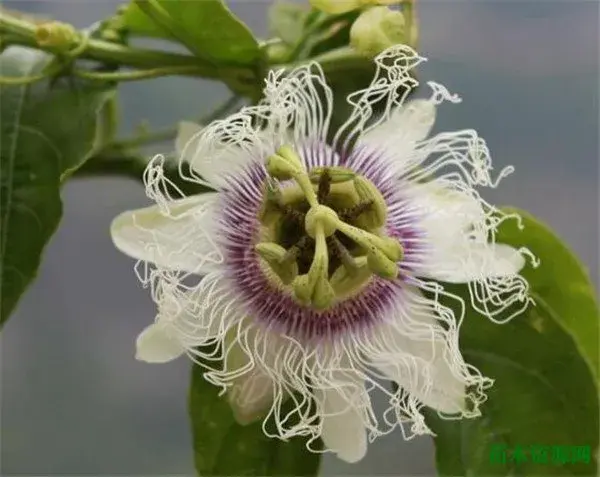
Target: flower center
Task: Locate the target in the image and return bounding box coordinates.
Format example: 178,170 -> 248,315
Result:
255,145 -> 403,311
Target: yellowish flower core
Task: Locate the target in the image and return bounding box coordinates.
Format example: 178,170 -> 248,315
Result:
255,145 -> 403,311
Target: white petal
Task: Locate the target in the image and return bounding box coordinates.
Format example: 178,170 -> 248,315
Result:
408,182 -> 486,238
407,182 -> 525,283
369,296 -> 467,414
316,376 -> 368,463
228,364 -> 275,426
426,243 -> 526,284
225,326 -> 278,426
135,322 -> 185,363
156,284 -> 220,347
181,132 -> 260,190
110,193 -> 223,274
358,99 -> 436,175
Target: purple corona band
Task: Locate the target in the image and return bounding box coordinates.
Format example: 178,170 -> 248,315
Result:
219,142 -> 428,342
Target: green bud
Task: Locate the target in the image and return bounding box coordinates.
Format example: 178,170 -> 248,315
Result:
353,176 -> 387,229
350,6 -> 407,58
255,242 -> 298,285
35,21 -> 80,49
309,0 -> 363,14
309,0 -> 398,14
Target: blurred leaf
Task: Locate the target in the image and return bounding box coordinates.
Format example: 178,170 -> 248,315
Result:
121,0 -> 260,66
0,48 -> 113,325
189,363 -> 322,476
497,207 -> 599,381
426,210 -> 599,476
268,1 -> 310,46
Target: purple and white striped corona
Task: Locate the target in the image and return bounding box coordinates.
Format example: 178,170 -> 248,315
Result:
110,46 -> 534,463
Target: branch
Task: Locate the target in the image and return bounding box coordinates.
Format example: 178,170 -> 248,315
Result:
0,10 -> 255,83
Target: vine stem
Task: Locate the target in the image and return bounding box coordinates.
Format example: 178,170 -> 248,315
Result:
106,95 -> 242,151
0,10 -> 254,82
78,95 -> 243,184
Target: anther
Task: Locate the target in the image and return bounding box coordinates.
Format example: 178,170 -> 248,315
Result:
255,242 -> 298,285
266,145 -> 318,207
309,166 -> 356,184
353,176 -> 387,229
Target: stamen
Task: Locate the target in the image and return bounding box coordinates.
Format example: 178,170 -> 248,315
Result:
329,235 -> 360,274
335,220 -> 403,262
261,144 -> 403,308
268,146 -> 318,207
255,242 -> 298,285
334,220 -> 402,279
353,176 -> 387,229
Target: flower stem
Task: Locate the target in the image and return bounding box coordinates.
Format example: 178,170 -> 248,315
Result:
72,65 -> 207,82
78,95 -> 242,181
108,95 -> 242,151
0,10 -> 253,83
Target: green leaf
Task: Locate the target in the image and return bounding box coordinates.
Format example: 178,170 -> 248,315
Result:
427,295 -> 598,476
0,48 -> 113,325
497,207 -> 599,381
425,210 -> 600,476
268,2 -> 310,46
189,363 -> 322,476
121,0 -> 260,66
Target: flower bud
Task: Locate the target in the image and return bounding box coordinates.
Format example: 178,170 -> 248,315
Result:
309,0 -> 363,14
350,7 -> 407,58
310,0 -> 400,14
35,21 -> 79,50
